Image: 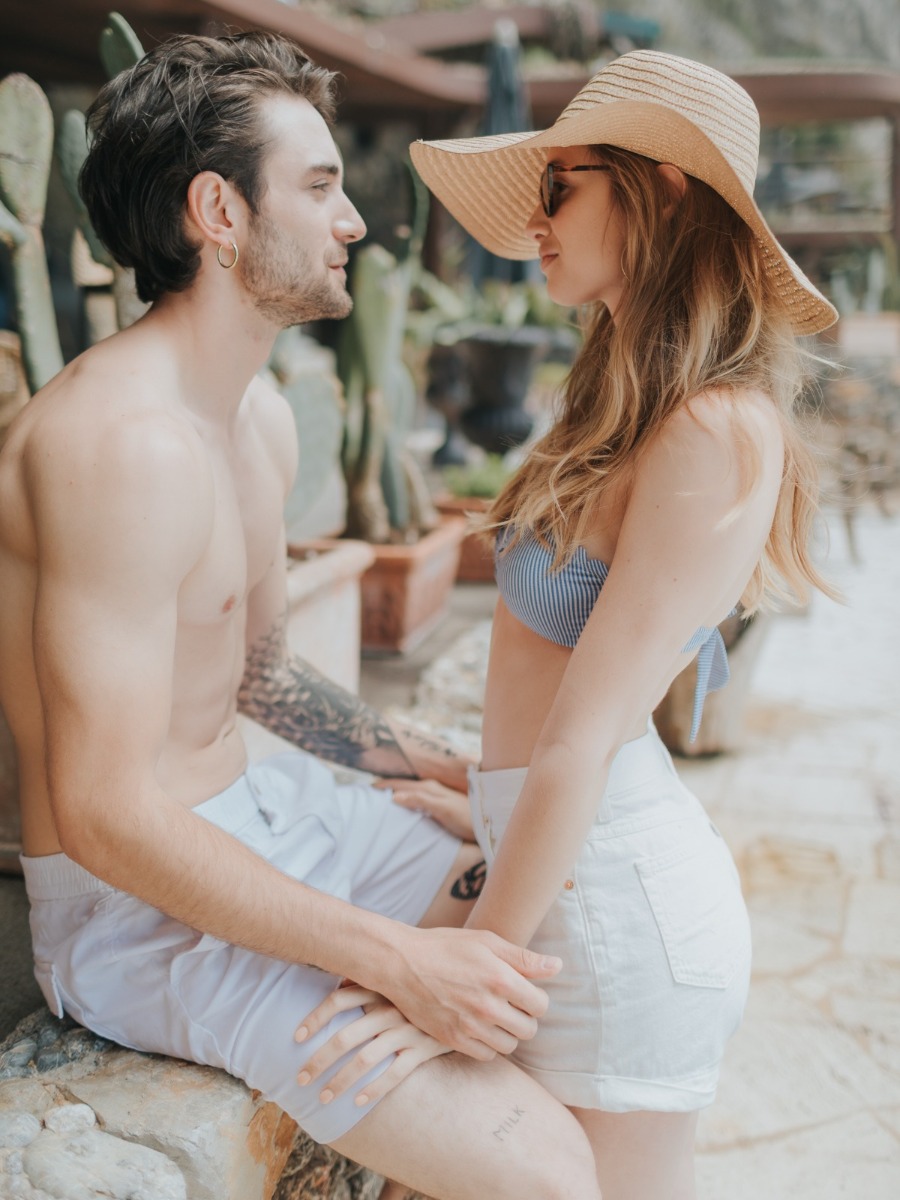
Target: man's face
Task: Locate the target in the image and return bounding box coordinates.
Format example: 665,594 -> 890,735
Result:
239,96 -> 366,328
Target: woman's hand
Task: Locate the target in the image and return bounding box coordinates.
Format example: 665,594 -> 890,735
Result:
377,777 -> 476,842
296,984 -> 452,1108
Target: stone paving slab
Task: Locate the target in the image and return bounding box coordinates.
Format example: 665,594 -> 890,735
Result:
393,506 -> 900,1198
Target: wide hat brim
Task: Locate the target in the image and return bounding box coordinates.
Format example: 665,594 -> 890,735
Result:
410,99 -> 838,336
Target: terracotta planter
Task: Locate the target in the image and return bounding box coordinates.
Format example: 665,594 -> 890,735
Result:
433,494 -> 496,584
285,539 -> 376,692
355,516 -> 467,654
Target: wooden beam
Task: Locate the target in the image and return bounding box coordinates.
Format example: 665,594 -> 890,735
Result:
371,5 -> 551,53
194,0 -> 487,110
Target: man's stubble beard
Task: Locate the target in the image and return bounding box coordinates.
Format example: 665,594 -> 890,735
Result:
241,212 -> 353,329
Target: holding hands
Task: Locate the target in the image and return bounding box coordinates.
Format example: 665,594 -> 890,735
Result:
296,925 -> 560,1106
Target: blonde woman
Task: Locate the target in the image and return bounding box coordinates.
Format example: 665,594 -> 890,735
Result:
302,51 -> 837,1200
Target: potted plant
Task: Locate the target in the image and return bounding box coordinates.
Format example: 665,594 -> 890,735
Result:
412,274 -> 580,458
320,236 -> 466,654
288,172 -> 468,656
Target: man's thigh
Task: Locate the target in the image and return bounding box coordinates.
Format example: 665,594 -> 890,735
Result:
331,1054 -> 601,1200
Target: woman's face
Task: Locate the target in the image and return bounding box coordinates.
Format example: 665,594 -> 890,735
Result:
525,146 -> 628,316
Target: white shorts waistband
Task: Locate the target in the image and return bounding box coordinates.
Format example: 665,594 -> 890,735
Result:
471,721 -> 676,803
21,769 -> 253,902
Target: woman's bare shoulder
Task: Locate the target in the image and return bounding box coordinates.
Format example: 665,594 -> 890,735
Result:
680,386 -> 783,450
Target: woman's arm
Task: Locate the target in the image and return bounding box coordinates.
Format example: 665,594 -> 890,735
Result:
466,392 -> 783,945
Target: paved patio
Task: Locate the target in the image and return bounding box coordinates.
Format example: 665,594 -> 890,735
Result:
392,501 -> 900,1199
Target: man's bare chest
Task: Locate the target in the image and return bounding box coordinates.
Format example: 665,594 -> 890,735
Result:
178,444 -> 285,628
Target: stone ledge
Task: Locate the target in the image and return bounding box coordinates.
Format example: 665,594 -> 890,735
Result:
0,1008 -> 383,1200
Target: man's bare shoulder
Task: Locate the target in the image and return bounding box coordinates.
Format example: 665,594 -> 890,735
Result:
3,337 -> 214,568
15,339 -> 205,480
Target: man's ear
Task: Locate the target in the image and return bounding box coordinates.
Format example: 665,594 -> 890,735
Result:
185,170 -> 244,246
656,163 -> 687,216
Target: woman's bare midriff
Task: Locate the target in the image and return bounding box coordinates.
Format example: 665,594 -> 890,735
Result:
480,599 -> 650,772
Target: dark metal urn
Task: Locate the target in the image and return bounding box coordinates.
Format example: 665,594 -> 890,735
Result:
458,325 -> 550,454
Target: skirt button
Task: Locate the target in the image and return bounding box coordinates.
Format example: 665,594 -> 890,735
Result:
564,879 -> 575,890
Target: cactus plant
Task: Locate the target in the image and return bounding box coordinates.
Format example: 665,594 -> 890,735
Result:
57,14 -> 147,333
0,73 -> 63,393
337,166 -> 437,543
0,12 -> 147,399
99,11 -> 146,79
57,110 -> 112,270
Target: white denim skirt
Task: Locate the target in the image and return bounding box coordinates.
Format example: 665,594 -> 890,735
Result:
468,724 -> 752,1113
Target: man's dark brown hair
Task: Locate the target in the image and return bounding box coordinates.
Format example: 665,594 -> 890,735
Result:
79,31 -> 338,303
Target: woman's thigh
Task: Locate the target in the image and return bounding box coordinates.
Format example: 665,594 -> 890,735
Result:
572,1107 -> 699,1200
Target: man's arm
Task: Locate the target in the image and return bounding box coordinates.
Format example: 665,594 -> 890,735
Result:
237,535 -> 473,792
31,405 -> 548,1057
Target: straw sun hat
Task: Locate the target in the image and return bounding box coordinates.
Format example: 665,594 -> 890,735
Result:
410,49 -> 837,336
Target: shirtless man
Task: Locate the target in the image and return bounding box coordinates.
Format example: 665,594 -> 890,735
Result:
0,30 -> 600,1200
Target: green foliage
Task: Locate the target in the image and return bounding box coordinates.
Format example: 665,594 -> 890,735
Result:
408,275 -> 576,347
442,454 -> 511,499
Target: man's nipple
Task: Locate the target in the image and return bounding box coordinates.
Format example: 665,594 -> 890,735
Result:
222,594 -> 237,614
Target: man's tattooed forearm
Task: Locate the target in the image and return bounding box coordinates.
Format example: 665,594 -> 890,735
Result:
238,612 -> 418,777
450,860 -> 487,901
402,727 -> 459,760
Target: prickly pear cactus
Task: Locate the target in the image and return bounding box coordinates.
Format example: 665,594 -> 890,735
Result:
0,74 -> 63,392
337,162 -> 438,542
268,329 -> 346,540
99,11 -> 146,78
57,109 -> 112,269
60,14 -> 148,333
338,243 -> 437,542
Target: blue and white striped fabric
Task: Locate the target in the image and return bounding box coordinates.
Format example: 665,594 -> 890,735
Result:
494,528 -> 731,742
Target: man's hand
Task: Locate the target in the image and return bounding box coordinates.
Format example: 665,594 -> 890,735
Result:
377,777 -> 476,842
299,925 -> 560,1061
297,986 -> 452,1108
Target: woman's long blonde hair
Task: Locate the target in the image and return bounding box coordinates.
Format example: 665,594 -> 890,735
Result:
487,146 -> 834,614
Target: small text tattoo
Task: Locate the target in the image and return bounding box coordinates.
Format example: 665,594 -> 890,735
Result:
492,1105 -> 526,1141
405,727 -> 457,759
450,860 -> 487,901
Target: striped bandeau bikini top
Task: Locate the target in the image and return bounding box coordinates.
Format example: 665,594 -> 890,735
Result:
494,526 -> 731,743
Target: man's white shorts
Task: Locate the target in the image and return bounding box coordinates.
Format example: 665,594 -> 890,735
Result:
22,751 -> 462,1144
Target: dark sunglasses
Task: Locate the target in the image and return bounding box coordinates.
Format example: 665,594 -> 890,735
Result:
540,163 -> 612,217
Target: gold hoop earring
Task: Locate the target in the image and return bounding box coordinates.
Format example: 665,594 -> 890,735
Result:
217,241 -> 239,269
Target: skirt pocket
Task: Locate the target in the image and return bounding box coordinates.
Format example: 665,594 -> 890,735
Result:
635,825 -> 750,989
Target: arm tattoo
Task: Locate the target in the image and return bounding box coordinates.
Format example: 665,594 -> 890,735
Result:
237,611 -> 418,778
401,726 -> 460,762
450,860 -> 487,901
